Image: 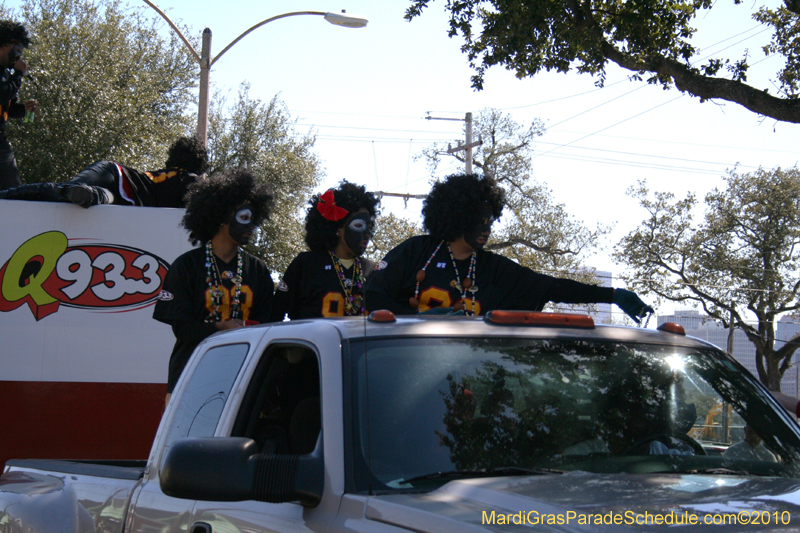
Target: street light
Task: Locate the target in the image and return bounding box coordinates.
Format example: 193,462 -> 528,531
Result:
142,2 -> 368,146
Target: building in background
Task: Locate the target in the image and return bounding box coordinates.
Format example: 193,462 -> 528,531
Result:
776,315 -> 800,397
658,310 -> 800,396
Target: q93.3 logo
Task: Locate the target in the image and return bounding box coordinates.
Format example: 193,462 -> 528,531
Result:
0,231 -> 170,320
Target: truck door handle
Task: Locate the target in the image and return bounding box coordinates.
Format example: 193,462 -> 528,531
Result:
191,523 -> 212,533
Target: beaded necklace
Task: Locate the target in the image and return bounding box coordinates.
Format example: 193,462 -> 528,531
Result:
329,251 -> 364,316
446,244 -> 478,315
410,240 -> 478,315
204,241 -> 243,322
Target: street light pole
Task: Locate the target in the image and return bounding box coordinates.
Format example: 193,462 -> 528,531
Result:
197,28 -> 212,146
141,2 -> 368,146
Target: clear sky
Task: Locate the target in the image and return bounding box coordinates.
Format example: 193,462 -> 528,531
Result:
12,0 -> 800,306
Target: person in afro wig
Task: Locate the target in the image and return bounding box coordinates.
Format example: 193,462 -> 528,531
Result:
365,172 -> 653,323
269,179 -> 380,321
154,167 -> 275,395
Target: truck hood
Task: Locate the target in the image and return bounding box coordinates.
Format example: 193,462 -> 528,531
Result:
365,471 -> 800,532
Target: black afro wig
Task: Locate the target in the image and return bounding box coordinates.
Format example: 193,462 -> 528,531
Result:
182,167 -> 273,245
304,180 -> 380,252
0,21 -> 30,47
422,173 -> 505,242
165,135 -> 209,175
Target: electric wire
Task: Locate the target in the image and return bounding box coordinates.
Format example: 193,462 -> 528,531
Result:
531,94 -> 687,160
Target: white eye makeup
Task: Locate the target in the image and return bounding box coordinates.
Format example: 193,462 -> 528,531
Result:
349,218 -> 368,231
236,208 -> 253,225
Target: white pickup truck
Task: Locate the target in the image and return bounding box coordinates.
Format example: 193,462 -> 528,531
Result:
3,311 -> 800,532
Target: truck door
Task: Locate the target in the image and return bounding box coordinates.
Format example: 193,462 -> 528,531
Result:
125,342 -> 250,532
188,342 -> 332,533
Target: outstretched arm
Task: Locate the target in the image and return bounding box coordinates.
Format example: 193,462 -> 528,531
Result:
540,277 -> 653,324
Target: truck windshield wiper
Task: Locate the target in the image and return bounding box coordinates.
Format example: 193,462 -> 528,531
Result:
400,466 -> 564,485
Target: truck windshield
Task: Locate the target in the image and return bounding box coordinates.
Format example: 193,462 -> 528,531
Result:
350,337 -> 800,492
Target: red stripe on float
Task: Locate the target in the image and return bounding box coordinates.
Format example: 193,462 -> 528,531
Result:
1,381 -> 166,469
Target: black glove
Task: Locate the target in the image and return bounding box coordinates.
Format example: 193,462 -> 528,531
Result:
612,288 -> 654,324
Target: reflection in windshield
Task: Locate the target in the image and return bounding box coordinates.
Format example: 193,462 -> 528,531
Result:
351,338 -> 800,492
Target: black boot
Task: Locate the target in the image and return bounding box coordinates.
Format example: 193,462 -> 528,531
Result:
0,182 -> 66,202
58,183 -> 113,208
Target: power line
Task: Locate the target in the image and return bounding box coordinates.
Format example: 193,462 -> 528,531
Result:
695,24 -> 766,54
301,119 -> 794,156
297,122 -> 460,135
532,94 -> 687,159
548,127 -> 797,155
535,140 -> 756,169
541,151 -> 729,175
310,133 -> 741,176
313,134 -> 447,144
544,85 -> 648,129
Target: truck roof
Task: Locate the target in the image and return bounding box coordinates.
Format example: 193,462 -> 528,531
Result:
219,312 -> 723,352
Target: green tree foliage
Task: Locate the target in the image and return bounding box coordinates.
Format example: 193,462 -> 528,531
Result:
208,84 -> 322,275
421,108 -> 609,281
406,1 -> 800,123
3,0 -> 196,182
614,167 -> 800,389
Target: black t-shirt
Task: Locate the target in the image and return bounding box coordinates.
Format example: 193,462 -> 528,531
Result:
124,166 -> 199,207
0,67 -> 24,139
153,246 -> 274,392
269,250 -> 375,321
364,235 -> 614,315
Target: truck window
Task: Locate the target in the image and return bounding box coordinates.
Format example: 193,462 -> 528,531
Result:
232,345 -> 321,455
350,337 -> 800,492
162,343 -> 249,457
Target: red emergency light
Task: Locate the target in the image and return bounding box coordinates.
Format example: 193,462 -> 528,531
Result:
368,309 -> 397,323
485,310 -> 595,328
657,322 -> 686,335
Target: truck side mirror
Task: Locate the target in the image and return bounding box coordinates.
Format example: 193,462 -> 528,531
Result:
159,436 -> 324,507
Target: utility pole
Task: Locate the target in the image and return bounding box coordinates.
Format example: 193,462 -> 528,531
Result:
465,112 -> 474,173
425,112 -> 482,173
197,28 -> 212,146
373,191 -> 426,209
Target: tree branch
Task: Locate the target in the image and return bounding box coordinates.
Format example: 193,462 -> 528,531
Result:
487,237 -> 578,256
599,42 -> 800,123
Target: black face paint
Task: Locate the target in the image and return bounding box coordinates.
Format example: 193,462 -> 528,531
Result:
9,43 -> 22,64
344,212 -> 374,257
464,212 -> 495,250
228,204 -> 255,245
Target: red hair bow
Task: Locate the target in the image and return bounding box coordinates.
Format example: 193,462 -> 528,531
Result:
316,190 -> 349,221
